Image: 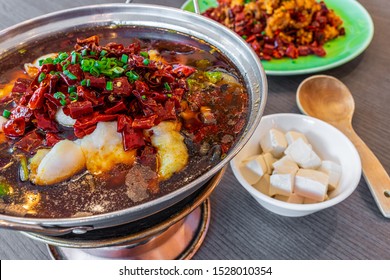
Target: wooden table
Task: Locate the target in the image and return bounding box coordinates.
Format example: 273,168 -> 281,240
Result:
0,0 -> 389,260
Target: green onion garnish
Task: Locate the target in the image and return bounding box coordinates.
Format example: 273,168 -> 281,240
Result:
86,79 -> 91,87
140,51 -> 149,58
164,82 -> 171,91
90,66 -> 100,77
68,86 -> 76,93
38,72 -> 46,83
62,60 -> 70,71
58,52 -> 69,60
143,59 -> 150,66
126,70 -> 139,83
80,79 -> 87,86
167,93 -> 172,98
2,109 -> 11,119
63,70 -> 78,80
121,54 -> 129,64
60,99 -> 67,106
90,51 -> 96,56
100,50 -> 107,57
112,66 -> 124,75
81,49 -> 88,56
69,92 -> 78,102
141,95 -> 146,100
53,92 -> 66,100
71,52 -> 77,64
106,81 -> 113,91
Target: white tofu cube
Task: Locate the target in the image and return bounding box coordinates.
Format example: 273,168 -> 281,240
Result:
262,152 -> 277,174
284,138 -> 321,169
285,131 -> 309,145
253,174 -> 270,195
260,128 -> 288,158
294,169 -> 329,202
319,160 -> 342,191
274,193 -> 305,204
272,155 -> 299,174
303,194 -> 329,204
240,154 -> 268,184
269,173 -> 294,197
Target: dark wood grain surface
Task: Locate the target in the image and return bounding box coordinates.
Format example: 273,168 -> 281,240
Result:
0,0 -> 389,260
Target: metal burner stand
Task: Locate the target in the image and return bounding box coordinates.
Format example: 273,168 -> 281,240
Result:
23,167 -> 225,260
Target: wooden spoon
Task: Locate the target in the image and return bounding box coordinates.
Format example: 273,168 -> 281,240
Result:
297,75 -> 390,218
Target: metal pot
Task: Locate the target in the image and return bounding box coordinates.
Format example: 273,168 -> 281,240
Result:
0,4 -> 267,235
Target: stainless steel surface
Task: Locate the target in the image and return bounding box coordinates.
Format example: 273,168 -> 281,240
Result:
0,3 -> 267,234
0,0 -> 390,260
48,199 -> 210,260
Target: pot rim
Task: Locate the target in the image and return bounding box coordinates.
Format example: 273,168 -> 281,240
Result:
0,3 -> 267,232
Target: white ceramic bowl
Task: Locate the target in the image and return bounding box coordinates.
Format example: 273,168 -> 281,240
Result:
230,113 -> 362,217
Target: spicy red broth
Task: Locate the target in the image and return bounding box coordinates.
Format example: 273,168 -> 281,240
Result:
0,27 -> 248,218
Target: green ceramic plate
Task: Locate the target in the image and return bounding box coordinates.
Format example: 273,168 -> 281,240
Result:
182,0 -> 374,75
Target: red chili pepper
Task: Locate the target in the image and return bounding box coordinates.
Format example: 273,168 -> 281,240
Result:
67,100 -> 94,119
117,115 -> 133,132
34,111 -> 58,132
3,117 -> 26,137
121,127 -> 145,151
104,101 -> 127,115
172,65 -> 196,78
45,132 -> 62,147
28,86 -> 47,110
14,130 -> 44,154
132,115 -> 157,129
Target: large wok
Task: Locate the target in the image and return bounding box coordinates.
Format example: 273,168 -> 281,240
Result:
0,4 -> 267,235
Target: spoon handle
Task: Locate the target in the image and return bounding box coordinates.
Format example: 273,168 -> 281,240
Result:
337,124 -> 390,218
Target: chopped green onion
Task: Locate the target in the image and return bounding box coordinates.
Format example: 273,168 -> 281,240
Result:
126,70 -> 139,83
90,51 -> 96,56
167,93 -> 172,98
71,52 -> 77,64
81,59 -> 94,71
86,79 -> 91,87
106,81 -> 113,91
100,50 -> 108,57
54,92 -> 66,100
205,71 -> 223,84
63,70 -> 78,80
112,66 -> 124,75
2,109 -> 11,119
164,82 -> 171,91
43,57 -> 54,64
80,79 -> 87,86
58,52 -> 69,60
90,66 -> 100,77
69,92 -> 78,102
242,35 -> 248,39
62,60 -> 70,71
38,72 -> 46,83
38,59 -> 44,66
141,95 -> 146,100
121,54 -> 129,64
143,59 -> 150,66
60,99 -> 67,106
140,51 -> 149,58
0,180 -> 12,197
68,86 -> 76,93
81,49 -> 88,56
19,155 -> 29,182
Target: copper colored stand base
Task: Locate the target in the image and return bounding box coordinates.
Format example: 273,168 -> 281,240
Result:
48,199 -> 210,260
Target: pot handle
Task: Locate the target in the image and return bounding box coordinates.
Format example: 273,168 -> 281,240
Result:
0,219 -> 94,236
